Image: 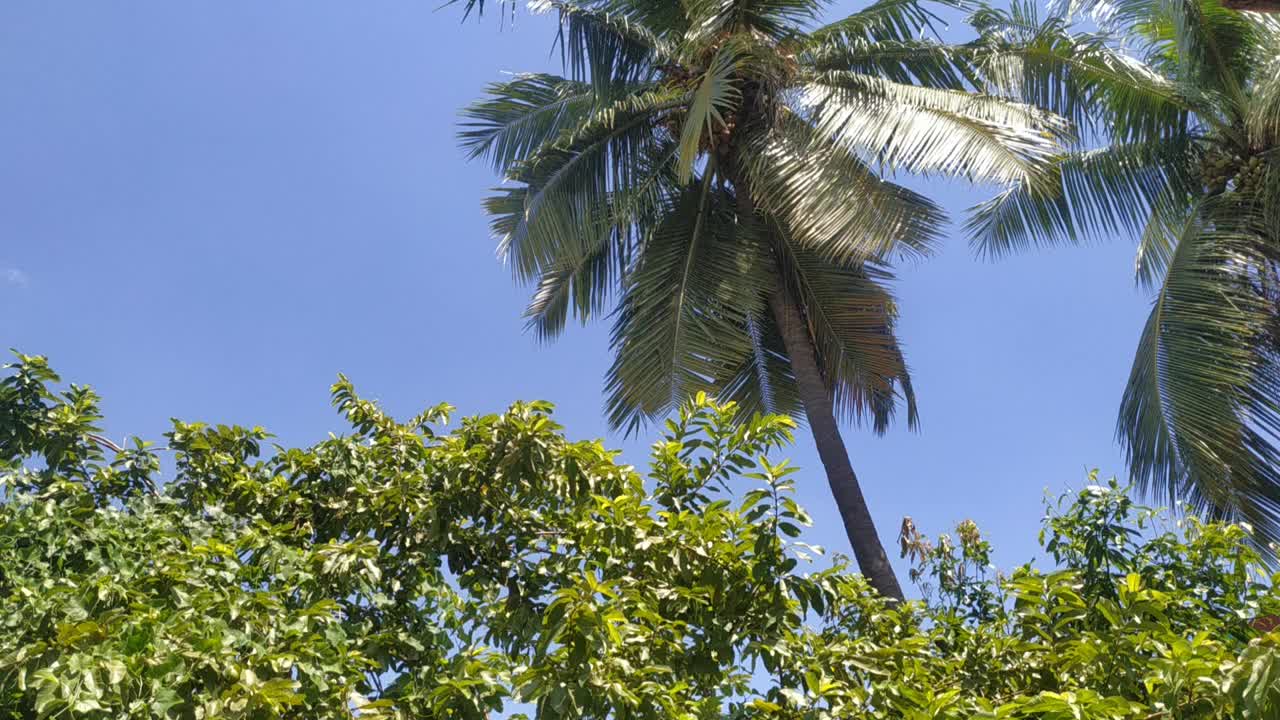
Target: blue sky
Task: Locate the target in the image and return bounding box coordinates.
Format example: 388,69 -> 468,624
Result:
0,1 -> 1150,586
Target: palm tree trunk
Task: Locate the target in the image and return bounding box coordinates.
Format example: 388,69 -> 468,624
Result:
767,283 -> 905,601
725,153 -> 904,600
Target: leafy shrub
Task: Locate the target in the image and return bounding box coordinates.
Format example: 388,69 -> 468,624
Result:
1,353 -> 1278,719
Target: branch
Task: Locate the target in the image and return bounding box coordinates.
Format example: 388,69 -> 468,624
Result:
86,433 -> 124,454
86,432 -> 160,497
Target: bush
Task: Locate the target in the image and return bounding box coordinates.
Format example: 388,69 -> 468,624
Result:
1,353 -> 1279,719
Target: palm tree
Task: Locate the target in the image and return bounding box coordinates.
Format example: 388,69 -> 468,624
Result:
460,0 -> 1063,598
966,2 -> 1280,545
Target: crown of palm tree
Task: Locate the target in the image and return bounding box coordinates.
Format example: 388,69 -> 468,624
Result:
967,0 -> 1280,545
461,0 -> 1065,434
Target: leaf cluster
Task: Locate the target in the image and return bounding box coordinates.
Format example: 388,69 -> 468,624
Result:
2,355 -> 1279,719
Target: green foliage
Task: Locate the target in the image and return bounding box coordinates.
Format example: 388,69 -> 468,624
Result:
3,354 -> 1280,719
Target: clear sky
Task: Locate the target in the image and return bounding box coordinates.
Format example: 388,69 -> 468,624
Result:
0,1 -> 1151,585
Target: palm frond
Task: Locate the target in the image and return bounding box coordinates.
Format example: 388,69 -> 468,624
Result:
772,229 -> 919,432
604,172 -> 771,433
801,38 -> 976,90
1249,79 -> 1280,151
524,237 -> 618,342
488,88 -> 684,281
1097,0 -> 1254,107
1118,197 -> 1280,547
965,139 -> 1198,259
460,74 -> 596,173
1246,16 -> 1280,147
1263,154 -> 1280,239
969,1 -> 1191,143
445,0 -> 512,24
1133,185 -> 1192,289
677,47 -> 741,183
534,0 -> 674,94
683,0 -> 824,45
588,0 -> 691,39
522,140 -> 681,340
804,69 -> 1070,131
804,0 -> 964,45
741,113 -> 945,264
799,76 -> 1062,185
716,309 -> 804,420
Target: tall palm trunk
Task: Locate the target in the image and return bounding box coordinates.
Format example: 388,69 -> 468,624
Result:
767,283 -> 905,601
728,154 -> 904,600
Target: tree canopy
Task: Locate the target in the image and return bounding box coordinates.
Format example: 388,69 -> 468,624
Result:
2,353 -> 1280,719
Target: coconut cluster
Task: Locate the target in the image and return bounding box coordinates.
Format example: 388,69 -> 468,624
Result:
1199,148 -> 1270,197
1234,155 -> 1269,196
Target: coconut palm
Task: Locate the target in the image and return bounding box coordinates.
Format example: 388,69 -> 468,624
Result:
460,0 -> 1064,598
966,1 -> 1280,545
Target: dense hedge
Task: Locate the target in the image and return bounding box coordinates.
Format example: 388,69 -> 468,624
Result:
1,354 -> 1278,719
